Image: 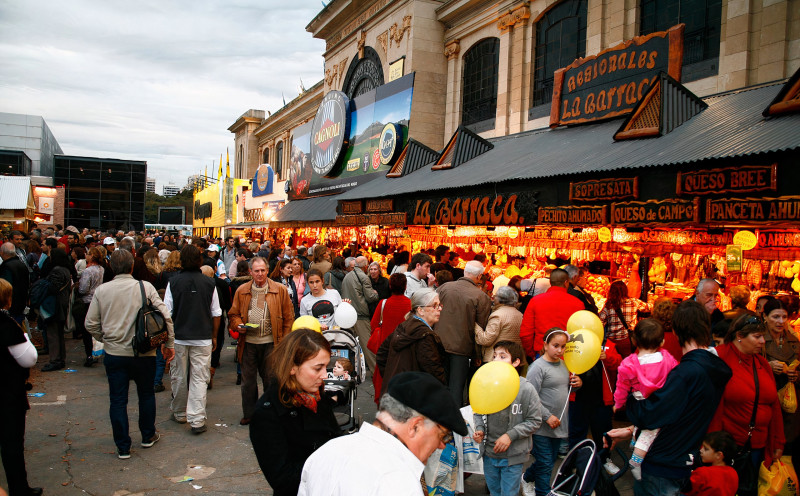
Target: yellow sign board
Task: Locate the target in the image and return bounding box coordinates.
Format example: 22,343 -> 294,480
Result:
597,227 -> 612,243
388,58 -> 405,82
733,230 -> 758,250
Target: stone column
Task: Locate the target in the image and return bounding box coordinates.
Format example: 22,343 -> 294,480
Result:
444,40 -> 461,138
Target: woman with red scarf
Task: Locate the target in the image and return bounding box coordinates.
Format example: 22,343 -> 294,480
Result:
249,328 -> 339,496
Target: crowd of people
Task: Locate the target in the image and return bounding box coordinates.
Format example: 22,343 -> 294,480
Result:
2,227 -> 800,496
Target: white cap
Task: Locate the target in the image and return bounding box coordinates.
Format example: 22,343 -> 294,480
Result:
207,244 -> 220,252
103,237 -> 116,245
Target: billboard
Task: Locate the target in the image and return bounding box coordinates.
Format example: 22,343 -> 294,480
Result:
287,73 -> 415,200
158,206 -> 185,225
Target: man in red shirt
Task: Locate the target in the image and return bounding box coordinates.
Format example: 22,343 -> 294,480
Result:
520,268 -> 584,359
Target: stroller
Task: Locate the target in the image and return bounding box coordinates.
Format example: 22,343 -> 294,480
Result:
322,327 -> 366,433
547,438 -> 628,496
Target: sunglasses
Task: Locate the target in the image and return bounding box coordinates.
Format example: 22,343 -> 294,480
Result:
735,315 -> 764,333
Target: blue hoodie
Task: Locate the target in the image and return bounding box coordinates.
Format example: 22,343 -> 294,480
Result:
626,348 -> 732,480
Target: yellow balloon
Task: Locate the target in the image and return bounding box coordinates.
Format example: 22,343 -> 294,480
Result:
563,329 -> 601,375
469,361 -> 520,414
292,315 -> 322,333
567,310 -> 604,342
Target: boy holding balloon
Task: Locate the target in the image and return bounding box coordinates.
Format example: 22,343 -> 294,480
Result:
473,341 -> 542,496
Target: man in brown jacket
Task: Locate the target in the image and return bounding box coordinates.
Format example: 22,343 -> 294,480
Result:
434,260 -> 491,406
228,257 -> 294,425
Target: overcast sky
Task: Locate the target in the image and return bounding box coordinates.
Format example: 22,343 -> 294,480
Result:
0,0 -> 326,193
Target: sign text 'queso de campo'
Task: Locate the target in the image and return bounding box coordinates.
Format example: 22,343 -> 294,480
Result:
550,24 -> 684,127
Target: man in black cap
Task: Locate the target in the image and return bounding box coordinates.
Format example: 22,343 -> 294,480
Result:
298,371 -> 467,495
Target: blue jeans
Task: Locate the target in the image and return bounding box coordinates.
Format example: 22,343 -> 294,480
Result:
154,347 -> 166,387
104,354 -> 156,451
633,470 -> 686,496
483,456 -> 523,496
524,435 -> 563,495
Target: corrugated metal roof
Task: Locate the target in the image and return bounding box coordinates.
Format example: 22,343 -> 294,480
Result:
270,194 -> 340,222
339,82 -> 800,200
0,176 -> 32,209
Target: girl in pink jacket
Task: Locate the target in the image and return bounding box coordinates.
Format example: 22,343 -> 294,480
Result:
614,318 -> 679,480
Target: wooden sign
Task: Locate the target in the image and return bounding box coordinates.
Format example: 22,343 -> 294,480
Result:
409,193 -> 535,226
610,198 -> 698,225
340,200 -> 363,214
705,196 -> 800,225
365,198 -> 394,213
538,206 -> 607,225
677,164 -> 777,195
757,231 -> 800,249
570,177 -> 638,201
335,212 -> 407,226
550,24 -> 684,128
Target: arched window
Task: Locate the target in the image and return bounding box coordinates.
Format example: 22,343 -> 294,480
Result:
262,147 -> 269,165
640,0 -> 721,81
461,38 -> 500,129
275,142 -> 284,179
531,0 -> 588,109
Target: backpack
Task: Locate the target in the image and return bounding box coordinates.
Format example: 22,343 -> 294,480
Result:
29,278 -> 54,309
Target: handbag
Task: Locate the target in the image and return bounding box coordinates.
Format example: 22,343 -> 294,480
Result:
613,305 -> 635,352
732,357 -> 760,495
132,281 -> 169,356
367,299 -> 387,354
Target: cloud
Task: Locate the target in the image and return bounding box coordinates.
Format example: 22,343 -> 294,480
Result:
0,0 -> 325,191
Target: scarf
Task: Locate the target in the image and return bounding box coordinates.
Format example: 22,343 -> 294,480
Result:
294,390 -> 321,413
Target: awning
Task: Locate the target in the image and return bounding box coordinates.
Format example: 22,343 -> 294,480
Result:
339,81 -> 800,201
0,176 -> 33,209
269,195 -> 340,224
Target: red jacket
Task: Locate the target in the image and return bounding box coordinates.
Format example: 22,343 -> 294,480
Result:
369,294 -> 411,404
686,465 -> 738,496
708,343 -> 784,466
520,286 -> 584,358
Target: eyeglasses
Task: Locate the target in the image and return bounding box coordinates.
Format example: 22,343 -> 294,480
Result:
437,424 -> 453,445
425,303 -> 443,310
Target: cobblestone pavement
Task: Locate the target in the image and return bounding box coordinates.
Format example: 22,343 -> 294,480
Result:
2,336 -> 634,495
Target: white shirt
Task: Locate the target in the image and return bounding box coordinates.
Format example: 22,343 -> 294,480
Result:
404,271 -> 427,298
164,282 -> 222,346
298,422 -> 424,496
299,289 -> 342,329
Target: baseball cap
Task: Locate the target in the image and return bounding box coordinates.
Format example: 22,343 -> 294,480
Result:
103,237 -> 116,245
207,244 -> 220,252
385,372 -> 468,436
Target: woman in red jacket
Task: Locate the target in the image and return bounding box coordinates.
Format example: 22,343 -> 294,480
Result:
708,313 -> 784,495
368,273 -> 411,403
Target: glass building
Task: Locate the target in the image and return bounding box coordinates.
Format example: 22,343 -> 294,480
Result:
54,155 -> 146,231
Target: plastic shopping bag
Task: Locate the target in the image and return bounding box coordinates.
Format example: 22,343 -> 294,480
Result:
92,338 -> 105,357
424,442 -> 458,496
779,382 -> 797,413
758,456 -> 800,496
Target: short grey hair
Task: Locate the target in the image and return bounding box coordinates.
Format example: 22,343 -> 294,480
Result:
378,393 -> 436,428
249,256 -> 268,269
494,285 -> 519,306
368,261 -> 381,272
0,242 -> 16,258
344,257 -> 356,269
410,287 -> 438,314
464,260 -> 485,277
118,238 -> 134,253
563,264 -> 580,280
696,278 -> 720,293
109,249 -> 134,275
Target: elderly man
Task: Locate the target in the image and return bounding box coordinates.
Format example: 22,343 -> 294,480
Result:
228,257 -> 294,425
341,255 -> 379,371
85,249 -> 175,459
0,242 -> 29,324
164,244 -> 221,434
694,278 -> 725,327
564,264 -> 598,313
299,371 -> 468,495
435,260 -> 492,405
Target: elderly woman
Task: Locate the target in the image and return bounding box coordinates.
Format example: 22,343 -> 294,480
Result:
367,261 -> 390,318
249,328 -> 339,496
376,288 -> 447,396
709,313 -> 784,495
475,285 -> 523,364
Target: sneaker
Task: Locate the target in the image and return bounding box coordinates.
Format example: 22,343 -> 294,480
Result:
118,449 -> 131,459
170,413 -> 187,424
141,432 -> 160,448
191,425 -> 207,434
521,474 -> 536,496
603,460 -> 621,475
154,384 -> 165,393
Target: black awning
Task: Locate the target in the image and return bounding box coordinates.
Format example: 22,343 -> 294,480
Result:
270,195 -> 340,223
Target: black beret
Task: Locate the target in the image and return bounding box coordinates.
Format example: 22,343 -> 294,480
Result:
386,371 -> 468,436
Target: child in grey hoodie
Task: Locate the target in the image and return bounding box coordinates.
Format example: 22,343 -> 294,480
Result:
473,341 -> 542,496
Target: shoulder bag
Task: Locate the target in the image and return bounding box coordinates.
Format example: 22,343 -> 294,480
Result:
133,281 -> 169,356
367,299 -> 387,354
613,305 -> 635,352
732,358 -> 760,495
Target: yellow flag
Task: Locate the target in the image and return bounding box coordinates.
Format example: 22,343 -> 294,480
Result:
226,148 -> 230,178
204,165 -> 208,187
218,154 -> 223,181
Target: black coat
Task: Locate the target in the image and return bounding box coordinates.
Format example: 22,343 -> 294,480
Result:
249,381 -> 339,496
0,257 -> 30,316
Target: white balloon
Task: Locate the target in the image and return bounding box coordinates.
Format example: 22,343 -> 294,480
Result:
334,302 -> 358,329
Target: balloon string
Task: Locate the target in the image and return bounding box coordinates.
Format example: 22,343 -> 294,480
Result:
558,384 -> 572,421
